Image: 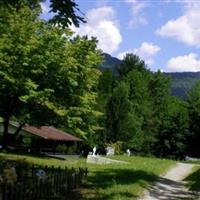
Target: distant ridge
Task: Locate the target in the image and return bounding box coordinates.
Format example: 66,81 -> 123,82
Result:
165,72 -> 200,97
100,53 -> 121,74
101,53 -> 200,98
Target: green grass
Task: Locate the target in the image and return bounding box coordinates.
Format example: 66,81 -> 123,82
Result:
82,156 -> 175,200
0,152 -> 87,168
184,166 -> 200,191
0,152 -> 175,200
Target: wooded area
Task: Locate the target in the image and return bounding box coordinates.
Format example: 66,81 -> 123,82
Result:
0,0 -> 200,159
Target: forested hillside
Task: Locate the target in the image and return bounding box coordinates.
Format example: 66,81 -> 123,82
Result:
165,72 -> 200,97
1,0 -> 200,160
102,53 -> 200,98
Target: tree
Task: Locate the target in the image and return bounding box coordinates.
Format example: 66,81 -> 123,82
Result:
49,0 -> 85,27
155,97 -> 189,158
186,82 -> 200,157
105,82 -> 138,143
60,36 -> 103,142
0,5 -> 102,148
118,54 -> 147,78
0,0 -> 85,27
147,71 -> 172,153
94,70 -> 116,145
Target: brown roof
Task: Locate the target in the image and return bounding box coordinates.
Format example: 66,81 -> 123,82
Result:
24,126 -> 83,142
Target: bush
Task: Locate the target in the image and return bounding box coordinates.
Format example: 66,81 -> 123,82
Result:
67,145 -> 76,154
109,141 -> 124,155
56,144 -> 67,154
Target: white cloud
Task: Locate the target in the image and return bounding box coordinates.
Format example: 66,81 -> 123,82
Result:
117,51 -> 129,60
117,42 -> 160,65
156,2 -> 200,48
125,0 -> 148,28
71,6 -> 122,54
166,53 -> 200,72
134,42 -> 160,56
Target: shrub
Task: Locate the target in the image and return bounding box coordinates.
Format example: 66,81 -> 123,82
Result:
109,141 -> 124,155
56,144 -> 67,154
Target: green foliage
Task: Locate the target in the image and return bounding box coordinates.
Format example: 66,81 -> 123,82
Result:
166,72 -> 200,98
186,82 -> 200,157
67,145 -> 77,154
105,82 -> 137,143
103,55 -> 154,153
155,97 -> 189,158
1,0 -> 85,27
1,0 -> 200,159
49,0 -> 86,27
108,141 -> 124,155
0,4 -> 102,147
22,135 -> 32,147
99,53 -> 191,158
56,144 -> 68,154
184,166 -> 200,191
118,54 -> 147,78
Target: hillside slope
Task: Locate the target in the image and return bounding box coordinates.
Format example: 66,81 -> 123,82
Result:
102,53 -> 200,98
165,72 -> 200,97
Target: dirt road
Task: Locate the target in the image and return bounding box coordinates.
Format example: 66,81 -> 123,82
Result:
139,163 -> 199,200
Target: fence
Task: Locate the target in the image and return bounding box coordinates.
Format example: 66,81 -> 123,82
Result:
0,163 -> 88,200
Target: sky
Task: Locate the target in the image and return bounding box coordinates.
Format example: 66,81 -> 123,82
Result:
40,0 -> 200,72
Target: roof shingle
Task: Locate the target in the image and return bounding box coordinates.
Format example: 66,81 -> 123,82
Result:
24,126 -> 83,142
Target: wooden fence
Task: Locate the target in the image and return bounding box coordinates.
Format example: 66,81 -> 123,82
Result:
0,164 -> 88,200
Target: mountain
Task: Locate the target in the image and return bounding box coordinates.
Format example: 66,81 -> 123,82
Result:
100,53 -> 121,74
102,53 -> 200,98
165,72 -> 200,98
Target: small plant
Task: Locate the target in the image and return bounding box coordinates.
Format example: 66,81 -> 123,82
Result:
67,145 -> 76,154
2,168 -> 17,185
108,141 -> 124,155
56,144 -> 67,154
22,136 -> 32,147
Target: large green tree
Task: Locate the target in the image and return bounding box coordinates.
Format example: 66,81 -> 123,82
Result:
155,97 -> 189,158
105,82 -> 139,144
0,5 -> 102,148
118,54 -> 147,78
103,54 -> 153,152
187,82 -> 200,157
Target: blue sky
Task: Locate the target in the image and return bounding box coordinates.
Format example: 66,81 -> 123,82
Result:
41,0 -> 200,72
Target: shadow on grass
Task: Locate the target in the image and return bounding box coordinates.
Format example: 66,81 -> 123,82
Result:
70,168 -> 158,200
147,177 -> 197,200
69,190 -> 138,200
0,150 -> 55,162
87,168 -> 156,188
184,168 -> 200,191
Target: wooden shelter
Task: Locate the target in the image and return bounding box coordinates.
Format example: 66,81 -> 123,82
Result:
0,122 -> 83,153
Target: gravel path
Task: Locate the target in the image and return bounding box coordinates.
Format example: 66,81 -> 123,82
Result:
139,163 -> 199,200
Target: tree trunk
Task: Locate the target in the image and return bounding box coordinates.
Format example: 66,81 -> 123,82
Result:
9,123 -> 24,143
1,119 -> 24,149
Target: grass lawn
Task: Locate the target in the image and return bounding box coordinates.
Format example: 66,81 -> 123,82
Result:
0,152 -> 87,168
184,165 -> 200,192
0,152 -> 175,200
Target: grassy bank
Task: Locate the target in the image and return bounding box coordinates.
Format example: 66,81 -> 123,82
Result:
0,152 -> 175,200
0,152 -> 86,168
184,166 -> 200,192
81,156 -> 175,200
